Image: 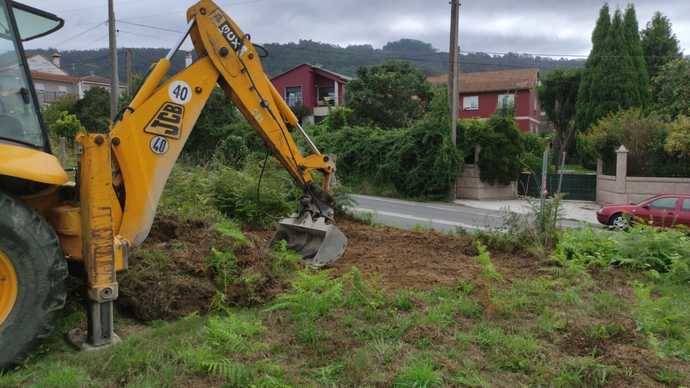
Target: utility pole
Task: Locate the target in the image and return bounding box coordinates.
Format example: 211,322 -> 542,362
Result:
125,48 -> 133,96
448,0 -> 460,146
448,0 -> 461,201
108,0 -> 118,123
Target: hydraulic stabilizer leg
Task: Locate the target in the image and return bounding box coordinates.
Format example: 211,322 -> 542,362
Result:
71,133 -> 121,350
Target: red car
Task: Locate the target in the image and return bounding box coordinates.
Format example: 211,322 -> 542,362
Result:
597,194 -> 690,228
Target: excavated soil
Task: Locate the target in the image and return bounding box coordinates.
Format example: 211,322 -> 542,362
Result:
118,216 -> 285,321
119,216 -> 492,320
332,219 -> 482,290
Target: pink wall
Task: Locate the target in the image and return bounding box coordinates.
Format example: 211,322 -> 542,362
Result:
271,65 -> 347,109
271,64 -> 316,108
458,89 -> 540,132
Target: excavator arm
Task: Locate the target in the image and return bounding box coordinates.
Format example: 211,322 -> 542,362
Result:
106,0 -> 345,262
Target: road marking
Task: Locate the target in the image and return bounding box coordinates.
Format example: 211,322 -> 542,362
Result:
349,207 -> 488,231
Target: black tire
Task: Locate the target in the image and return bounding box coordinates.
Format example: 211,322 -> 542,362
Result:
608,213 -> 630,229
0,191 -> 68,369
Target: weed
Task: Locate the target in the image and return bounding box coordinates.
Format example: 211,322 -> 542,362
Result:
394,357 -> 443,388
452,360 -> 489,387
654,367 -> 686,385
492,277 -> 558,317
393,290 -> 415,312
634,282 -> 690,360
583,322 -> 624,342
208,247 -> 238,289
553,356 -> 616,388
268,270 -> 343,320
270,240 -> 302,278
537,308 -> 567,334
474,241 -> 502,281
205,359 -> 253,386
369,338 -> 404,365
311,362 -> 344,386
205,314 -> 266,354
591,291 -> 626,319
472,324 -> 543,373
214,219 -> 249,246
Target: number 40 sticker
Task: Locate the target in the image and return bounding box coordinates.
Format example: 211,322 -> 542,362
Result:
168,80 -> 192,105
150,136 -> 169,155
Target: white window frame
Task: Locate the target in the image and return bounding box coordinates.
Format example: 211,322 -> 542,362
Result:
285,86 -> 303,107
463,95 -> 479,111
497,93 -> 515,109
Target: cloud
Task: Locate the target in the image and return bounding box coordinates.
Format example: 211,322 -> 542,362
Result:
22,0 -> 688,56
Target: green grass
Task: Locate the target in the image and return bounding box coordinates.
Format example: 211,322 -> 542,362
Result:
4,225 -> 690,386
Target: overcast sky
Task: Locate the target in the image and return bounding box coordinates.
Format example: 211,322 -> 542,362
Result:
23,0 -> 689,58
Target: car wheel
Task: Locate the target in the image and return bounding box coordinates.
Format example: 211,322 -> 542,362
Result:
609,213 -> 630,229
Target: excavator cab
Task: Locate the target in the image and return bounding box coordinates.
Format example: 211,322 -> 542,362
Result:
0,1 -> 61,154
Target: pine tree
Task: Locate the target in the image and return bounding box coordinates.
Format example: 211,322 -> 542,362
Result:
641,12 -> 682,79
576,4 -> 610,131
623,5 -> 650,106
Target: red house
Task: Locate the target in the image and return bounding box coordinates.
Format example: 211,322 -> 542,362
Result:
271,63 -> 351,124
428,68 -> 543,133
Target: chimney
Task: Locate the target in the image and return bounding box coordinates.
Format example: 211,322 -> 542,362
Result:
185,52 -> 193,68
51,52 -> 61,68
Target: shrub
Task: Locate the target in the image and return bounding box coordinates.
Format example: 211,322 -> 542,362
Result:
387,116 -> 462,198
555,225 -> 690,273
457,114 -> 525,185
312,87 -> 461,199
213,135 -> 250,168
578,109 -> 690,177
211,161 -> 297,228
47,111 -> 85,143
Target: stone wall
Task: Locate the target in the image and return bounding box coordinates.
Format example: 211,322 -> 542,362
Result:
596,146 -> 690,205
456,165 -> 517,200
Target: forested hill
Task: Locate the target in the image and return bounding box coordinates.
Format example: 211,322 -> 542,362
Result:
28,38 -> 584,80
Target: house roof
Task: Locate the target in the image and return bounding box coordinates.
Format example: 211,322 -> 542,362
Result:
427,68 -> 539,94
272,63 -> 353,82
30,71 -> 78,84
80,75 -> 114,85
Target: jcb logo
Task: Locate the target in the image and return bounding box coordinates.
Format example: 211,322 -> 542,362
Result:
145,102 -> 184,139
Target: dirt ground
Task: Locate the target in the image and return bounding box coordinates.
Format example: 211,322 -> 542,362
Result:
332,219 -> 482,290
119,215 -> 541,323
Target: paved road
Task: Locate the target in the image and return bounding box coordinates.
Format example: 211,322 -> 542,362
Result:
348,194 -> 587,233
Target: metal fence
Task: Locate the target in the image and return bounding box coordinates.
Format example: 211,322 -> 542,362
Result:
518,172 -> 597,201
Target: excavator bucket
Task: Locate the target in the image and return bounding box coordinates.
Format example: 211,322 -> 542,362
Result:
272,217 -> 347,267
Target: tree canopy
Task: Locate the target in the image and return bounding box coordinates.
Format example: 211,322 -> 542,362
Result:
346,60 -> 432,129
539,68 -> 581,163
575,5 -> 649,132
641,12 -> 683,79
651,59 -> 690,119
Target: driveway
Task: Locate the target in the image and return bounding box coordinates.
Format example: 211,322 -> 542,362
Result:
348,194 -> 594,233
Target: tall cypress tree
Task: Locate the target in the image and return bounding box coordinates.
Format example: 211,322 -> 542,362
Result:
623,5 -> 650,106
576,4 -> 610,131
596,10 -> 637,115
641,12 -> 682,79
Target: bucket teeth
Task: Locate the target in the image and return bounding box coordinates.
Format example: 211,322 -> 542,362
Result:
271,217 -> 347,267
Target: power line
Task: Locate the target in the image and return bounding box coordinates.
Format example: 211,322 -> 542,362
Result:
117,20 -> 185,34
118,0 -> 276,22
52,21 -> 107,47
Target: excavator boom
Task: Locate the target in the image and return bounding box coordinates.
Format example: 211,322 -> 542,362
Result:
108,0 -> 347,266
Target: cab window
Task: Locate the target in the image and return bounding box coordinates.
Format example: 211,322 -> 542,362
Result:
683,199 -> 690,212
0,2 -> 44,148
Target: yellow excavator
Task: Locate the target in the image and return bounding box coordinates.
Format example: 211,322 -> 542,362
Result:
0,0 -> 347,367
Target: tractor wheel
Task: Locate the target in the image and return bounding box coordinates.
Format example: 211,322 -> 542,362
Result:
0,191 -> 68,369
